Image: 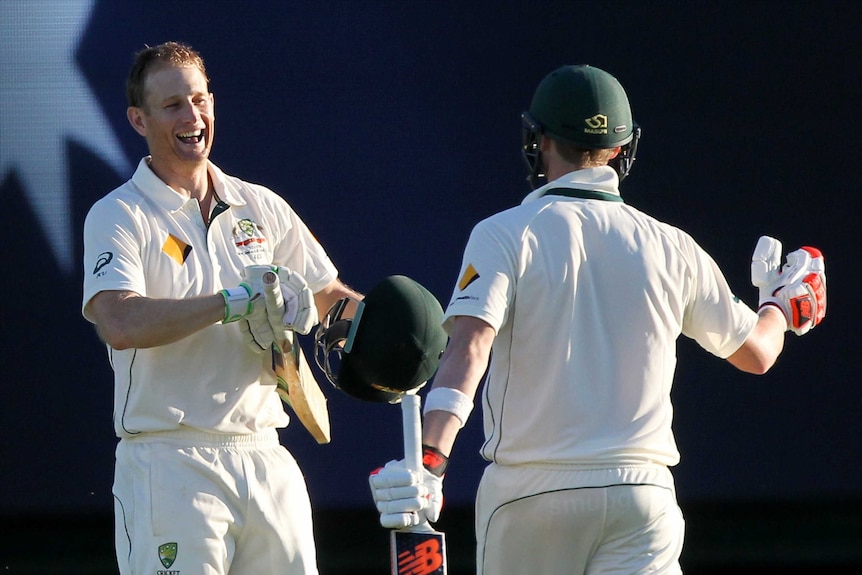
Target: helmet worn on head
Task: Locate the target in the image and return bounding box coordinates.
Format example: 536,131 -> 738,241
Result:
530,65 -> 633,148
313,275 -> 448,403
522,64 -> 641,187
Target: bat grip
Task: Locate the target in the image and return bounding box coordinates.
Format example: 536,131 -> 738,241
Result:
402,392 -> 422,472
401,391 -> 434,533
263,271 -> 283,305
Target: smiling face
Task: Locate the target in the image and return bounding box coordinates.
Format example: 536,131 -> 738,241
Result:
127,64 -> 214,180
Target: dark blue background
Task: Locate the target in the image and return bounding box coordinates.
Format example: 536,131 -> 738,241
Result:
2,0 -> 860,518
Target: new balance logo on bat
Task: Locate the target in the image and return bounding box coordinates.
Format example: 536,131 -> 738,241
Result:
396,537 -> 444,575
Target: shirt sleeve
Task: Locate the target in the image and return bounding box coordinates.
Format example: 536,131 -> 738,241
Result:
681,238 -> 758,358
442,218 -> 515,335
81,195 -> 149,323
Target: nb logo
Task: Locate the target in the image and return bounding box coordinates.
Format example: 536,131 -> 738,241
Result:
397,538 -> 444,575
791,293 -> 813,326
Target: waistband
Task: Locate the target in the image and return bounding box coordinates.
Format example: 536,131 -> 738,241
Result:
122,427 -> 280,448
481,462 -> 676,498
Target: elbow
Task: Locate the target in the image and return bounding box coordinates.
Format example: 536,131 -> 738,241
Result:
87,292 -> 146,350
96,322 -> 136,350
743,351 -> 780,375
727,345 -> 780,375
745,360 -> 774,376
731,313 -> 786,375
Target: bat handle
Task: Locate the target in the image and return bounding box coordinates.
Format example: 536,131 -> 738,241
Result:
402,391 -> 422,472
402,391 -> 435,532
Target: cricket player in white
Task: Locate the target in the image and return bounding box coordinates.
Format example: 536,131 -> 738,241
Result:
369,65 -> 826,574
82,42 -> 361,574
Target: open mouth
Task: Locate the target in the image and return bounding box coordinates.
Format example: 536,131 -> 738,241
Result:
177,130 -> 204,144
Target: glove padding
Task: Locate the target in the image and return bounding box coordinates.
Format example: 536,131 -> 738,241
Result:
369,459 -> 443,529
238,265 -> 282,353
240,295 -> 276,352
237,265 -> 318,352
219,276 -> 273,352
272,267 -> 318,335
751,236 -> 826,336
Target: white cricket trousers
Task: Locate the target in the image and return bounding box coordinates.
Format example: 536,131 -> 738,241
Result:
113,428 -> 318,575
476,463 -> 685,575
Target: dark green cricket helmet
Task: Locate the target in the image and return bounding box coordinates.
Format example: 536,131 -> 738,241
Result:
522,65 -> 641,187
313,275 -> 448,403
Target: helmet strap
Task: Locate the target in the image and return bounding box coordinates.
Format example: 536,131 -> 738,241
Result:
521,112 -> 545,189
609,126 -> 641,182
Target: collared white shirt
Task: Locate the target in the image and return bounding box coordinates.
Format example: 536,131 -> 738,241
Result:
82,158 -> 338,437
444,166 -> 757,467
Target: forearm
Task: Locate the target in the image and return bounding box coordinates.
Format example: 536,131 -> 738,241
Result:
423,410 -> 464,458
369,316 -> 493,531
727,306 -> 786,374
422,316 -> 495,456
313,279 -> 363,319
89,290 -> 226,350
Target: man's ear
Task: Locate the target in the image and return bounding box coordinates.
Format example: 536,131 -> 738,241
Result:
127,106 -> 147,137
609,146 -> 622,159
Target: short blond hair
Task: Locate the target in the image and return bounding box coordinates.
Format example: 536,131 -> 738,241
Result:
126,41 -> 209,108
551,137 -> 618,169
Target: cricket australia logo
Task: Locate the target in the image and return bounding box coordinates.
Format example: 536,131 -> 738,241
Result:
157,542 -> 178,570
232,218 -> 268,261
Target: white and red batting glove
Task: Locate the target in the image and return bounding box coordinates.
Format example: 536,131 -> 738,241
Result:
751,236 -> 826,336
369,446 -> 447,529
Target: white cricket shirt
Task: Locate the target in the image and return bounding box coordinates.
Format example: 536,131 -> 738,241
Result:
82,158 -> 338,438
443,167 -> 758,467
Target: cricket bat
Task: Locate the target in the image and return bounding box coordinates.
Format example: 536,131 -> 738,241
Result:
271,332 -> 331,444
390,392 -> 447,575
262,270 -> 331,444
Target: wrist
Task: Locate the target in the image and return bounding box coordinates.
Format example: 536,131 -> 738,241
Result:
221,284 -> 253,323
758,301 -> 789,331
423,386 -> 474,429
421,444 -> 449,477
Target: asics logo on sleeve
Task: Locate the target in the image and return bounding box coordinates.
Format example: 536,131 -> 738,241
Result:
93,251 -> 113,275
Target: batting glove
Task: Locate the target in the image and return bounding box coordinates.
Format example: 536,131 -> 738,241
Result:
751,236 -> 826,335
369,447 -> 447,529
272,267 -> 318,335
223,265 -> 277,353
220,279 -> 276,353
240,296 -> 277,352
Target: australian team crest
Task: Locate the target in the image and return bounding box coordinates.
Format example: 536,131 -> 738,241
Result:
232,218 -> 268,261
158,542 -> 178,569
